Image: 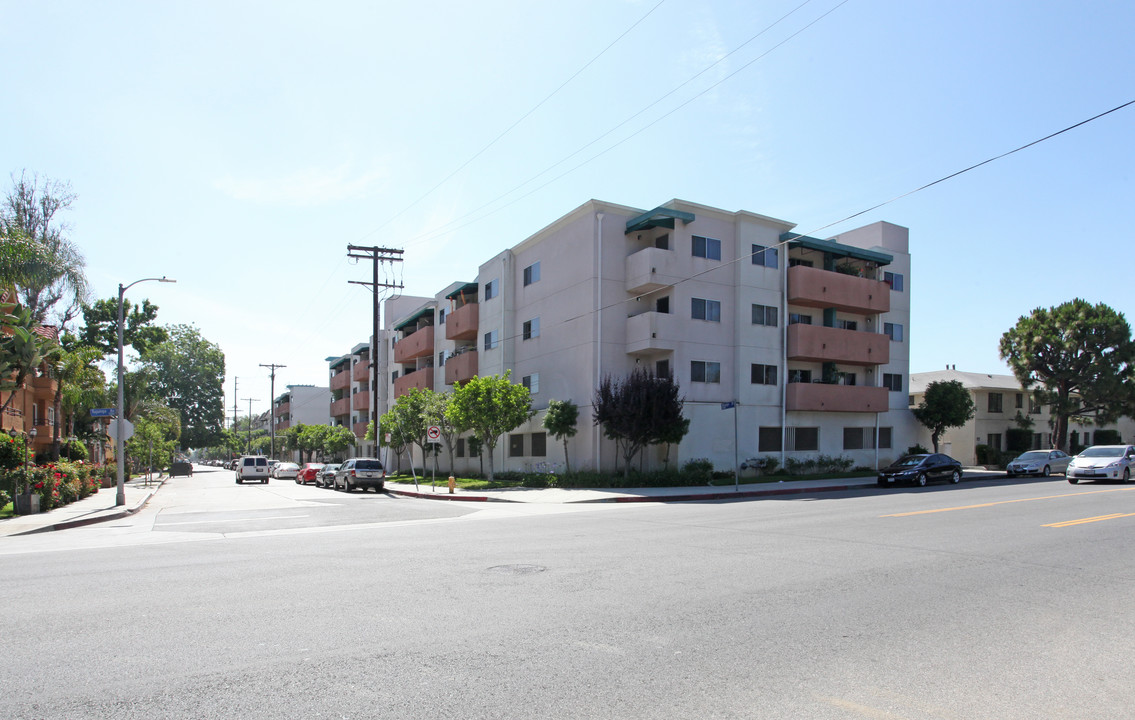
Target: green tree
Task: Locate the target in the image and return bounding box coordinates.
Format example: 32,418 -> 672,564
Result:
386,388 -> 435,472
912,380 -> 976,452
1000,299 -> 1135,452
45,343 -> 105,459
323,425 -> 357,460
542,399 -> 579,474
77,296 -> 168,357
1,171 -> 89,328
298,424 -> 329,462
593,369 -> 687,479
141,324 -> 226,449
446,372 -> 533,483
425,391 -> 461,474
0,306 -> 56,431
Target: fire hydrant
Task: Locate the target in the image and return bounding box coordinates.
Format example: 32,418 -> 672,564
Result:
448,475 -> 455,494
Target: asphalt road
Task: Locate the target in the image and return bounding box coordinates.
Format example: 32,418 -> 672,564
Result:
3,468 -> 1134,719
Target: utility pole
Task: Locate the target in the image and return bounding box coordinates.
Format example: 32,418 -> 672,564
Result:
232,377 -> 239,429
347,245 -> 403,458
245,398 -> 259,454
260,363 -> 286,459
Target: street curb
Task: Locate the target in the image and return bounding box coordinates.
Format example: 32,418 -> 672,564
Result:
10,476 -> 167,536
386,487 -> 494,502
585,483 -> 859,503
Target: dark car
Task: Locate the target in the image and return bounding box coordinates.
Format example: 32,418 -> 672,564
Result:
170,460 -> 193,477
878,453 -> 962,487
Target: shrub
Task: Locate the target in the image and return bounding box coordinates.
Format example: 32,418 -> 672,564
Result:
0,488 -> 9,509
1006,428 -> 1032,453
1093,429 -> 1122,446
906,444 -> 931,455
0,431 -> 25,471
758,456 -> 780,475
681,458 -> 713,484
975,444 -> 1007,467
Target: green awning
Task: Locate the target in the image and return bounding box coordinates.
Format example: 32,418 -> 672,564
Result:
445,282 -> 478,300
625,206 -> 696,234
781,233 -> 893,266
394,306 -> 435,332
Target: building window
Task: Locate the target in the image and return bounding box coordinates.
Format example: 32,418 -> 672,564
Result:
691,298 -> 721,322
789,313 -> 812,325
655,233 -> 669,250
522,373 -> 539,394
484,330 -> 499,350
509,434 -> 524,457
758,426 -> 782,452
1015,393 -> 1023,409
1029,397 -> 1042,414
484,279 -> 499,300
987,433 -> 1002,450
988,393 -> 1003,413
836,319 -> 858,331
391,371 -> 398,383
752,304 -> 777,326
522,317 -> 540,340
692,235 -> 721,260
878,427 -> 892,449
456,438 -> 465,457
531,432 -> 547,457
655,296 -> 670,314
439,308 -> 446,324
884,271 -> 904,291
752,244 -> 778,268
837,372 -> 857,386
751,364 -> 777,385
691,360 -> 721,383
656,359 -> 671,378
439,352 -> 445,367
844,427 -> 869,450
523,262 -> 541,286
789,369 -> 812,384
883,373 -> 902,392
788,427 -> 819,451
884,322 -> 903,342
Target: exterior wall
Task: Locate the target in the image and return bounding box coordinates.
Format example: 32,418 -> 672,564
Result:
380,200 -> 917,474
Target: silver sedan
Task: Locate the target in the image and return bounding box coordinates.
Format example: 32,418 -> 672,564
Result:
1006,449 -> 1071,477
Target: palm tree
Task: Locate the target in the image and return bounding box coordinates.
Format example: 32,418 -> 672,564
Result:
0,305 -> 55,431
46,344 -> 106,459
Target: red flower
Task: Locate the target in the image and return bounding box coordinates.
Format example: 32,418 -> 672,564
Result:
34,482 -> 44,490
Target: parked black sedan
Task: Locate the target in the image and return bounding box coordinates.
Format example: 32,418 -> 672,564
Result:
878,453 -> 962,487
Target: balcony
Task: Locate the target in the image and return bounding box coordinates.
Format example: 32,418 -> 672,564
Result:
330,397 -> 351,418
444,350 -> 478,385
394,366 -> 433,398
274,401 -> 291,417
353,421 -> 369,439
330,371 -> 351,392
626,311 -> 679,357
787,265 -> 890,315
446,303 -> 479,341
786,383 -> 888,413
394,325 -> 435,363
352,392 -> 370,411
352,361 -> 370,382
625,247 -> 684,295
786,324 -> 889,366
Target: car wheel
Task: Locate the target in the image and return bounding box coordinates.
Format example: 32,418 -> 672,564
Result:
877,479 -> 885,487
295,477 -> 301,484
1068,476 -> 1079,484
264,478 -> 269,484
950,470 -> 961,484
1043,465 -> 1050,477
344,478 -> 353,493
1124,468 -> 1131,484
237,478 -> 243,484
916,473 -> 927,487
1006,472 -> 1016,478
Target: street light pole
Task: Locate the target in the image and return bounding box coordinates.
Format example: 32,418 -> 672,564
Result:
117,276 -> 176,506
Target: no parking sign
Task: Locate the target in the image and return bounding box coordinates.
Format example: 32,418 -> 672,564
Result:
427,425 -> 441,444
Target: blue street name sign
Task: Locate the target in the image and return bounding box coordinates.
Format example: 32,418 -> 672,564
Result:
90,408 -> 117,417
720,401 -> 735,410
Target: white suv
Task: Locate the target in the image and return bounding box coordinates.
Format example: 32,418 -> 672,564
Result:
236,455 -> 271,484
1066,445 -> 1135,484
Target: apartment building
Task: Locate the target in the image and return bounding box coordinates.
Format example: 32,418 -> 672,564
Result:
0,290 -> 59,458
378,198 -> 916,475
910,368 -> 1135,464
272,384 -> 331,435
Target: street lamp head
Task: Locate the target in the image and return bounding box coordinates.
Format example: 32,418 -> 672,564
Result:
159,277 -> 177,284
28,427 -> 37,439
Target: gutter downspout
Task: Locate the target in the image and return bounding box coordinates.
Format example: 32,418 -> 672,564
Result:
780,245 -> 788,469
594,211 -> 604,473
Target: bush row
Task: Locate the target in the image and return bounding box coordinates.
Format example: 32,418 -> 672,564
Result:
2,460 -> 113,513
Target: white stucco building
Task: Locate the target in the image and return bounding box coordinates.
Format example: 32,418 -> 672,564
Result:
382,198 -> 917,474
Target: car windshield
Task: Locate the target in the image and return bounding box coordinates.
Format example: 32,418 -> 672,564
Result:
893,455 -> 927,467
1079,447 -> 1124,458
1015,452 -> 1048,461
324,465 -> 340,471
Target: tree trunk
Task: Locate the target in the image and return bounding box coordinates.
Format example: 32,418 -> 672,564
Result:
931,429 -> 940,453
51,385 -> 63,461
562,438 -> 571,474
484,439 -> 495,483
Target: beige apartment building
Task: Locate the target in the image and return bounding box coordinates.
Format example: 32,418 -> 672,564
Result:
377,198 -> 916,475
910,368 -> 1135,464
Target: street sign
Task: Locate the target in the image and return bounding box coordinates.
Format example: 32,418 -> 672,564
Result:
114,418 -> 135,441
427,425 -> 441,442
90,408 -> 117,417
720,401 -> 736,410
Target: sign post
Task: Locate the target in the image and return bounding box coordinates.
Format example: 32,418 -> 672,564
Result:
721,401 -> 739,490
427,426 -> 441,492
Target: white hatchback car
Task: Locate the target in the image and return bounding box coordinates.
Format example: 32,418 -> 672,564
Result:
1006,449 -> 1071,477
1066,445 -> 1135,484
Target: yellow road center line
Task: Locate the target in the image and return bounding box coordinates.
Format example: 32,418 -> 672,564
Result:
881,487 -> 1135,517
1043,512 -> 1135,528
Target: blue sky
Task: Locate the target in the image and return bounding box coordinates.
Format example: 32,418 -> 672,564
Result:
3,0 -> 1133,420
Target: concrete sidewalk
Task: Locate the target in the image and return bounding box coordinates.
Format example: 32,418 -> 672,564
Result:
384,475 -> 885,503
0,475 -> 165,537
